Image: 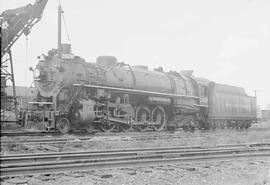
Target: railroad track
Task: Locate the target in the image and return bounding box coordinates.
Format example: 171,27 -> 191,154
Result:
0,126 -> 248,137
2,127 -> 265,147
1,143 -> 270,178
1,128 -> 244,144
0,131 -> 60,137
1,123 -> 267,138
0,131 -> 232,147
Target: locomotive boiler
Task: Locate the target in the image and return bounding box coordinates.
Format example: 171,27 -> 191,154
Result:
19,45 -> 257,133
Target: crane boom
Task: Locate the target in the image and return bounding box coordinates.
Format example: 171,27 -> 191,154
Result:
0,0 -> 47,123
1,0 -> 48,57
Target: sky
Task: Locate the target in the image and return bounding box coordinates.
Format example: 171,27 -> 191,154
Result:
1,0 -> 270,109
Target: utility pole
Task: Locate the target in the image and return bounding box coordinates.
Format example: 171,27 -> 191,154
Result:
58,5 -> 63,58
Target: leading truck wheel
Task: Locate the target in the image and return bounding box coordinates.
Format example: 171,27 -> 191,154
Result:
57,117 -> 70,134
98,120 -> 116,132
85,122 -> 95,133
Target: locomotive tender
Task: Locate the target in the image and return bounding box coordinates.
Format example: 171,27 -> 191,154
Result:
19,45 -> 257,133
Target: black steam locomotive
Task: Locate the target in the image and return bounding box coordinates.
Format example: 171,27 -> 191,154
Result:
19,45 -> 257,133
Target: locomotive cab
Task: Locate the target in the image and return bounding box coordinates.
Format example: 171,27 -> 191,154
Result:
194,77 -> 210,129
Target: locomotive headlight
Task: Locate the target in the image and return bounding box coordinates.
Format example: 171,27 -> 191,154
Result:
33,68 -> 40,78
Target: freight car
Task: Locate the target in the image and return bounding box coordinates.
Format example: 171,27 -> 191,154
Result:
18,45 -> 257,133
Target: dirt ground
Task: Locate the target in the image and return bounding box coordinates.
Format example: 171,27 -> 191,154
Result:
2,158 -> 270,185
2,121 -> 270,154
1,121 -> 270,185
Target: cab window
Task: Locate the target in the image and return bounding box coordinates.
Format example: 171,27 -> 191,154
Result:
203,86 -> 208,97
200,85 -> 208,97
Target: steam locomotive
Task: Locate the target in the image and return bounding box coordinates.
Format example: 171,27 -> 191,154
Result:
19,45 -> 257,133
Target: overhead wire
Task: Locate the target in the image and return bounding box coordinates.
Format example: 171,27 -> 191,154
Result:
25,36 -> 28,97
26,81 -> 34,98
62,13 -> 71,42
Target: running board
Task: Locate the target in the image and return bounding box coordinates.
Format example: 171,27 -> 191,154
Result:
73,84 -> 199,99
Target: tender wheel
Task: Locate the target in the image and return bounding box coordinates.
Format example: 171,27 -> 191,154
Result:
218,120 -> 225,129
245,121 -> 251,129
135,105 -> 150,132
57,117 -> 70,134
226,121 -> 233,129
151,105 -> 166,131
201,121 -> 210,130
209,120 -> 216,130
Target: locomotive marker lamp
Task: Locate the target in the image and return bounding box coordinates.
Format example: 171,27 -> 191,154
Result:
33,68 -> 41,78
30,66 -> 41,79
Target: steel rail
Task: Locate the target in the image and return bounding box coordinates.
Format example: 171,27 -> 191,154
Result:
0,129 -> 200,138
1,122 -> 266,138
2,131 -> 269,146
0,127 -> 240,137
0,135 -> 201,145
2,142 -> 270,159
0,134 -> 233,146
0,131 -> 60,137
1,137 -> 90,145
1,126 -> 261,143
1,151 -> 270,178
2,147 -> 270,166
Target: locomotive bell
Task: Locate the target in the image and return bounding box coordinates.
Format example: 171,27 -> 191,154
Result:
60,44 -> 74,59
61,43 -> 71,54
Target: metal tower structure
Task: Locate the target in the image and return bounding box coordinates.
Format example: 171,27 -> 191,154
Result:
1,0 -> 48,122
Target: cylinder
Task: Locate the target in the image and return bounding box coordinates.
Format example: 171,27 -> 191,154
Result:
76,98 -> 96,123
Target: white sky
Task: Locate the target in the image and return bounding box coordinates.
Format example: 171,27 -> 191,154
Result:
1,0 -> 270,109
